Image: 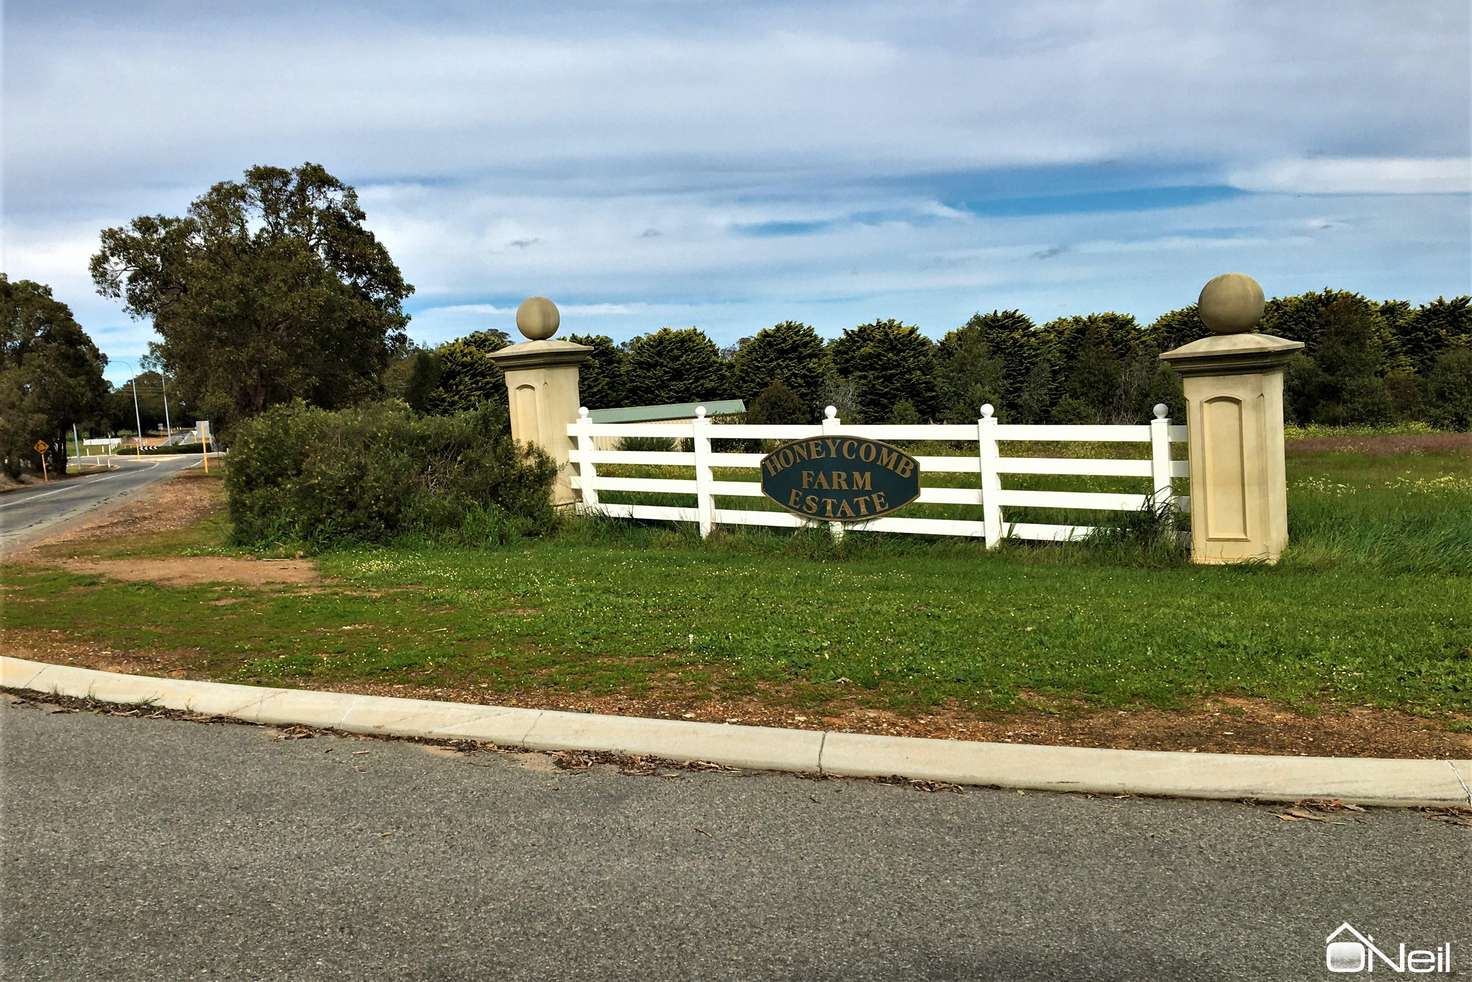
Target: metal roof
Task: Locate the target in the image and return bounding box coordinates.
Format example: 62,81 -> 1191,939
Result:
586,399 -> 745,423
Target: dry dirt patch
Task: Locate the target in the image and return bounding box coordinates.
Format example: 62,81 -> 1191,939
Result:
58,556 -> 319,588
11,469 -> 322,588
285,672 -> 1472,759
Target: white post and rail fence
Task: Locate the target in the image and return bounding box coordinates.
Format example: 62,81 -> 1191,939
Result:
569,403 -> 1188,548
491,274 -> 1301,565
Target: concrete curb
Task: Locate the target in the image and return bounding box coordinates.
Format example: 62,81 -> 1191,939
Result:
4,656 -> 1469,809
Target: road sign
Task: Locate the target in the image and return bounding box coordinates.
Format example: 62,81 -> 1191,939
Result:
198,420 -> 211,473
33,439 -> 51,482
760,436 -> 922,521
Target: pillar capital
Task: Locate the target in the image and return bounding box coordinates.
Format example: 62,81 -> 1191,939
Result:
487,338 -> 592,372
1159,331 -> 1303,377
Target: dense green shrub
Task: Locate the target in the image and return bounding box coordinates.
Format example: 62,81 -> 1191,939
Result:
226,401 -> 555,548
1425,347 -> 1472,430
745,380 -> 806,425
616,434 -> 690,453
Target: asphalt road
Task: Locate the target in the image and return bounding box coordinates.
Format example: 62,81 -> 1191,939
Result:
2,700 -> 1467,981
0,455 -> 201,554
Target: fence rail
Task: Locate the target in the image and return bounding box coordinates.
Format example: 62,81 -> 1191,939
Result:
567,404 -> 1189,546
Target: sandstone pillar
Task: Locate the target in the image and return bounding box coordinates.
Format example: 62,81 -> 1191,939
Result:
488,297 -> 591,507
1161,274 -> 1303,564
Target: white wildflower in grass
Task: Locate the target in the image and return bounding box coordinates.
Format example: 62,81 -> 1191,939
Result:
1292,476 -> 1354,496
1384,473 -> 1472,495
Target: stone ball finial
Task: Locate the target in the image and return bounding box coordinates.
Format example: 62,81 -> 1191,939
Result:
1198,273 -> 1265,335
516,296 -> 560,341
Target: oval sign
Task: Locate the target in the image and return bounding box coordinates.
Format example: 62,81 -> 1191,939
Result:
760,436 -> 922,522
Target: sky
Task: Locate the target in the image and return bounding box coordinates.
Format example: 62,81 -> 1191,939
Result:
3,0 -> 1469,384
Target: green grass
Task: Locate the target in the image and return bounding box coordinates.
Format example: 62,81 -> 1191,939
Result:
2,436 -> 1468,718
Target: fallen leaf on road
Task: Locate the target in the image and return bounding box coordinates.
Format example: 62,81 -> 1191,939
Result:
1301,798 -> 1366,813
1277,807 -> 1334,823
1420,807 -> 1472,828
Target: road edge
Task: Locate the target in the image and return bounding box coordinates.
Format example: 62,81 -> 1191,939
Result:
4,655 -> 1469,808
0,457 -> 201,557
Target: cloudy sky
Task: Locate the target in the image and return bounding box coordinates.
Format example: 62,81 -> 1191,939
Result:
4,0 -> 1469,383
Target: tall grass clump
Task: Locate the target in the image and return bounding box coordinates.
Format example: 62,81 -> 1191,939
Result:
1284,473 -> 1472,574
226,401 -> 556,549
1070,496 -> 1191,568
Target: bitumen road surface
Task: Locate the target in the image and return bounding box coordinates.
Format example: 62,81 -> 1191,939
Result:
0,455 -> 201,554
2,699 -> 1467,981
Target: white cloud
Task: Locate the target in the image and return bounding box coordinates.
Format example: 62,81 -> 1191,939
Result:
1229,158 -> 1472,195
1,0 -> 1467,380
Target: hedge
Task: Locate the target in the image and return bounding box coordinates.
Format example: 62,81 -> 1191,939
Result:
225,401 -> 556,548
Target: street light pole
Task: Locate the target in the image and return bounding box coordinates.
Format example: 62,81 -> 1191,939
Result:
160,372 -> 172,436
132,375 -> 144,457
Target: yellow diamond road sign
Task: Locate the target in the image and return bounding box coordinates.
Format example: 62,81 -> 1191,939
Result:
33,439 -> 48,454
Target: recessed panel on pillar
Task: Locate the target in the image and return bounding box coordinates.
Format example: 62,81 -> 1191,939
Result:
515,383 -> 539,444
1201,396 -> 1248,542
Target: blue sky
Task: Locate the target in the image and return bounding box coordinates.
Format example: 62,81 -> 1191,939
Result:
3,0 -> 1469,384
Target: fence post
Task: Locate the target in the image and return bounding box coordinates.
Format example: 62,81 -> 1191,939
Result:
692,406 -> 715,538
574,407 -> 599,510
821,405 -> 844,543
1148,403 -> 1174,515
978,404 -> 1002,549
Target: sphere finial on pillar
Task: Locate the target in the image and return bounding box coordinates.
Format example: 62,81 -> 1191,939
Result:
516,296 -> 560,341
1198,273 -> 1265,335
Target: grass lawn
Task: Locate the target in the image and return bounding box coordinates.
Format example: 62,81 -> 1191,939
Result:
2,434 -> 1469,742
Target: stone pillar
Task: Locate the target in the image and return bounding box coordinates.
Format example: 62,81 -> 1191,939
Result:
488,297 -> 591,507
1160,273 -> 1304,565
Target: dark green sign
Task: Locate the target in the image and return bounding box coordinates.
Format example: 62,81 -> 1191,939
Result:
760,436 -> 922,521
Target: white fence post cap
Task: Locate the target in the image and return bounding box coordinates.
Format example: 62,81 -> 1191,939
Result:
1153,403 -> 1168,419
578,406 -> 589,418
824,405 -> 838,419
980,404 -> 994,418
695,405 -> 707,419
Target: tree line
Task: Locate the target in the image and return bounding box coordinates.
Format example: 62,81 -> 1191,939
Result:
390,293 -> 1472,431
6,161 -> 1471,479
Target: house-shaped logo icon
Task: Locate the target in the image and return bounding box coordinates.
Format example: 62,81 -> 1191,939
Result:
1326,923 -> 1374,973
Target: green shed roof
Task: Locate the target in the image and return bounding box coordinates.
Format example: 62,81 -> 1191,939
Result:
587,399 -> 745,423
